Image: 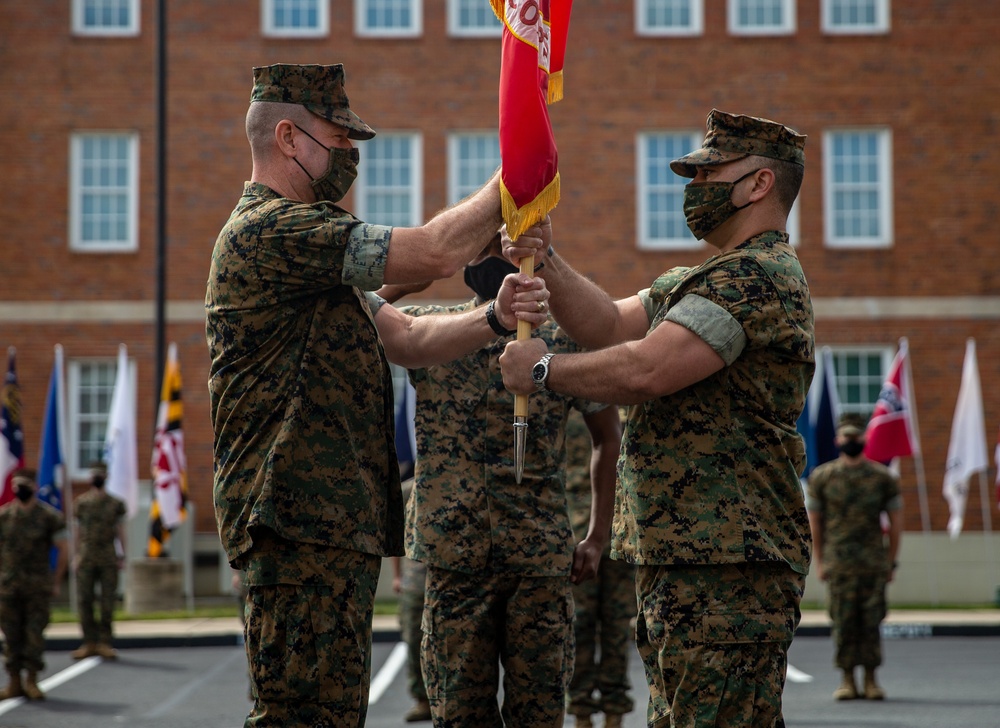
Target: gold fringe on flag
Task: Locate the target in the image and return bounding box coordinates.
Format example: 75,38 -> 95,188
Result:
547,70 -> 564,104
500,173 -> 560,241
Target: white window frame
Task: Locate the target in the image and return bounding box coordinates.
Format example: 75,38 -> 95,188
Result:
636,0 -> 704,37
447,0 -> 502,38
447,132 -> 501,206
821,0 -> 890,35
636,131 -> 704,251
66,357 -> 136,480
823,127 -> 893,248
354,133 -> 423,227
826,346 -> 893,417
69,131 -> 140,253
728,0 -> 796,36
355,0 -> 422,38
261,0 -> 329,38
786,196 -> 801,247
72,0 -> 140,37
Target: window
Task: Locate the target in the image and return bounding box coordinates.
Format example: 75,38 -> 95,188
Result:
448,0 -> 502,37
823,128 -> 893,248
822,0 -> 890,34
637,131 -> 702,249
355,0 -> 422,37
72,0 -> 139,36
636,0 -> 703,36
355,133 -> 423,227
70,132 -> 139,252
262,0 -> 328,37
828,347 -> 893,417
447,133 -> 501,205
67,358 -> 134,478
728,0 -> 795,35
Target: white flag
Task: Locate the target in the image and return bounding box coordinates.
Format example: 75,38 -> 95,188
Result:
104,344 -> 139,518
943,338 -> 988,539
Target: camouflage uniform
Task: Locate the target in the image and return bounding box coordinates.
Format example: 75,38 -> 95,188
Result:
399,480 -> 428,708
0,500 -> 65,674
402,302 -> 606,728
564,409 -> 635,723
207,64 -> 400,727
806,458 -> 900,671
624,239 -> 814,727
611,110 -> 814,728
74,488 -> 126,646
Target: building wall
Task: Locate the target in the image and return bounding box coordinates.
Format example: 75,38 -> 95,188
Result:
2,2 -> 998,546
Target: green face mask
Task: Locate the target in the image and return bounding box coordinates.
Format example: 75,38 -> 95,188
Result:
682,168 -> 760,240
293,124 -> 359,203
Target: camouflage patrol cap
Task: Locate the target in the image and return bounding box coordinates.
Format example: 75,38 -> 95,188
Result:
837,412 -> 867,437
250,63 -> 376,140
670,109 -> 806,178
11,467 -> 36,487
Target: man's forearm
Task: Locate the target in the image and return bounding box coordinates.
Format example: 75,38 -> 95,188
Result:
541,251 -> 625,350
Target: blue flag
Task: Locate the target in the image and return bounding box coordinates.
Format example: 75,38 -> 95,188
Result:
801,347 -> 841,479
394,379 -> 417,479
36,347 -> 64,513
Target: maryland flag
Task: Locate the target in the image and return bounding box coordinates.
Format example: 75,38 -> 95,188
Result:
491,0 -> 573,240
148,343 -> 188,557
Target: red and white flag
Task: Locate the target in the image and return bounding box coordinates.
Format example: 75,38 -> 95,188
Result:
865,338 -> 921,464
492,0 -> 573,240
943,339 -> 988,539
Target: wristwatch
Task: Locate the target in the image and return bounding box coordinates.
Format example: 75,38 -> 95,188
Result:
531,353 -> 554,390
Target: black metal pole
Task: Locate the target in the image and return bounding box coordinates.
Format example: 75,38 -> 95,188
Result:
154,0 -> 167,418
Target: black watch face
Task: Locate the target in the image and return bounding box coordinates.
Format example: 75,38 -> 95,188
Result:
532,363 -> 546,382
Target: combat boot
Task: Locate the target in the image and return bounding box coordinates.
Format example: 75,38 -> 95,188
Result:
605,714 -> 624,728
570,714 -> 593,728
22,671 -> 44,701
71,643 -> 99,660
0,670 -> 23,700
403,698 -> 431,722
95,643 -> 118,660
832,669 -> 858,700
863,668 -> 885,700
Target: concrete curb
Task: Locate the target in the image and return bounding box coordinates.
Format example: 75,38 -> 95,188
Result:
44,611 -> 1000,651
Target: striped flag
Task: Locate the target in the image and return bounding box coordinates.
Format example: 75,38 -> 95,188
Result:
0,347 -> 24,506
864,338 -> 921,464
491,0 -> 573,240
148,342 -> 188,557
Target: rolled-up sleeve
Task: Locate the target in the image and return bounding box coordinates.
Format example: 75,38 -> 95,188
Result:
664,293 -> 747,366
342,223 -> 393,290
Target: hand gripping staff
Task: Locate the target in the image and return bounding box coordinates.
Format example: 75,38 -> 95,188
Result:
492,0 -> 573,482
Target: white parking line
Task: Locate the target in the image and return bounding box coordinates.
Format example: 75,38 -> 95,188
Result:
369,642 -> 408,704
786,663 -> 814,683
0,656 -> 102,717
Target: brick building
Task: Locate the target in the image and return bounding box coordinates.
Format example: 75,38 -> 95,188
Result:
1,1 -> 998,601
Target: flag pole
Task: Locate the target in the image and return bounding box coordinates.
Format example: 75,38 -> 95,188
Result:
513,253 -> 536,484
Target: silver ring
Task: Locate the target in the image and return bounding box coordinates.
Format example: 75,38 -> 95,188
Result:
537,300 -> 545,312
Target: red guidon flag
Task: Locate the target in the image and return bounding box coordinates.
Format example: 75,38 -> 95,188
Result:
491,0 -> 573,240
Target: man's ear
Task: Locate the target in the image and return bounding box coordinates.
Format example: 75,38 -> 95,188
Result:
274,119 -> 298,158
749,167 -> 776,202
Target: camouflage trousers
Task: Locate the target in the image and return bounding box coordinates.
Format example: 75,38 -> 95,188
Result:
243,550 -> 380,728
400,587 -> 428,702
634,562 -> 804,728
567,555 -> 636,718
421,566 -> 574,728
77,561 -> 119,644
826,570 -> 887,671
0,588 -> 51,673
